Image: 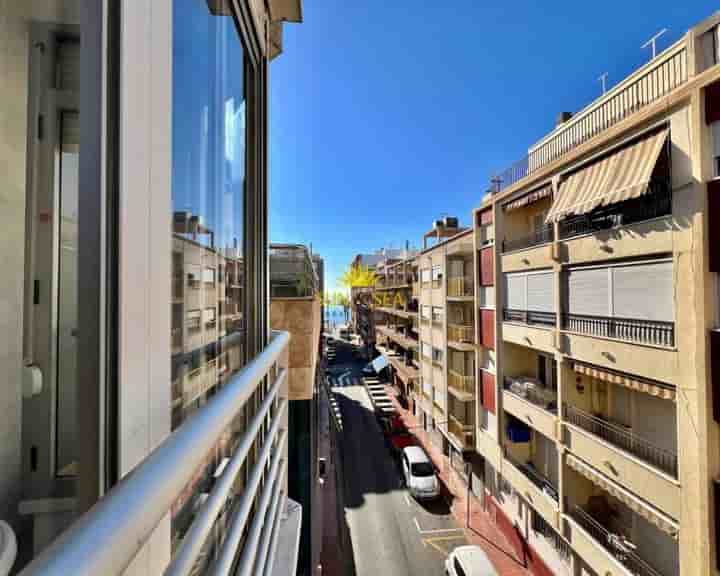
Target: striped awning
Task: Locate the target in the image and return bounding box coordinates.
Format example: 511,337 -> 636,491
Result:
572,361 -> 676,401
503,182 -> 553,212
545,128 -> 668,223
566,454 -> 678,537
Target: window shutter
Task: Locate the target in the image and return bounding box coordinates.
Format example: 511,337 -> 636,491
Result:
526,272 -> 554,312
481,370 -> 496,413
480,247 -> 494,286
480,309 -> 495,349
712,330 -> 720,422
479,208 -> 493,225
567,268 -> 609,316
504,274 -> 526,310
710,180 -> 720,272
612,261 -> 673,322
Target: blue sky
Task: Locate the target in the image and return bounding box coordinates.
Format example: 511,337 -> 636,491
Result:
269,0 -> 714,292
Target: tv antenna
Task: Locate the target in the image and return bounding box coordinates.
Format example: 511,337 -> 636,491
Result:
598,72 -> 608,94
641,28 -> 667,60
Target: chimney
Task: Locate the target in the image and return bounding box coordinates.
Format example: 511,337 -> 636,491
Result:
556,111 -> 573,126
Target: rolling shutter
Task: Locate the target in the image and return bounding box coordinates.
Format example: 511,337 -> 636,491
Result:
567,268 -> 609,316
526,272 -> 554,312
612,261 -> 673,322
505,274 -> 526,310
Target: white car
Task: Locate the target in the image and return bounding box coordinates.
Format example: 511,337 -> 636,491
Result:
445,545 -> 498,576
401,446 -> 440,500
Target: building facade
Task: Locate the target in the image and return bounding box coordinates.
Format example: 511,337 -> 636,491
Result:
473,13 -> 720,576
0,0 -> 304,574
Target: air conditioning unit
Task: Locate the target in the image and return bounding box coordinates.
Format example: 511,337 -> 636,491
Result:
433,219 -> 444,229
444,216 -> 459,228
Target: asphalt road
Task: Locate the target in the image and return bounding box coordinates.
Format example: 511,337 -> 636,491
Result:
328,339 -> 467,576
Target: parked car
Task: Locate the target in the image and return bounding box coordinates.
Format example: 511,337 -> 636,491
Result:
400,446 -> 440,500
445,546 -> 498,576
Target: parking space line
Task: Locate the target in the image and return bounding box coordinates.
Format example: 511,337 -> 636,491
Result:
422,535 -> 466,557
404,494 -> 411,507
413,517 -> 464,535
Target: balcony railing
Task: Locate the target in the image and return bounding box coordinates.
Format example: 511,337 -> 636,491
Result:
448,323 -> 474,344
502,224 -> 553,253
564,404 -> 678,478
448,369 -> 475,397
558,181 -> 671,240
448,414 -> 474,447
447,277 -> 473,298
503,308 -> 556,327
570,506 -> 664,576
505,451 -> 558,502
490,43 -> 686,192
561,312 -> 674,348
22,333 -> 291,576
504,377 -> 557,413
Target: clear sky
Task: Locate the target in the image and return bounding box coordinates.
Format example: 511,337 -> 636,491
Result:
269,0 -> 714,292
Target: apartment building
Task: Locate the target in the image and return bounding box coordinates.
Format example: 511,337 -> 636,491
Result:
0,0 -> 304,574
471,13 -> 720,576
373,256 -> 421,402
269,244 -> 322,576
414,219 -> 479,478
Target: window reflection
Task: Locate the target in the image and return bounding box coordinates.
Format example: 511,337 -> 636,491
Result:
171,0 -> 247,557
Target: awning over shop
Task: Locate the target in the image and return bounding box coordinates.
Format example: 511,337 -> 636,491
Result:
566,454 -> 678,537
572,361 -> 675,401
503,182 -> 552,212
545,128 -> 668,223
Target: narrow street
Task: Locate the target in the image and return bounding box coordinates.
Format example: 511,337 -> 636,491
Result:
326,337 -> 468,576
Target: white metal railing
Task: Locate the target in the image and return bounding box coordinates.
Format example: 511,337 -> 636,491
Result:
21,331 -> 291,576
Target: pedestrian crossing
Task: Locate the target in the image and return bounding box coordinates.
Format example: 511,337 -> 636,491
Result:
363,376 -> 396,417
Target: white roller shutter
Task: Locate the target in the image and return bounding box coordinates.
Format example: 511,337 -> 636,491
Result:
504,274 -> 526,310
612,261 -> 673,322
567,268 -> 609,316
527,272 -> 554,312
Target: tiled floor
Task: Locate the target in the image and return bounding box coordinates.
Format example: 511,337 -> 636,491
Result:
385,385 -> 532,576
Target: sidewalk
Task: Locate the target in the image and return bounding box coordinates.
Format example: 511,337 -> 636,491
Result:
385,385 -> 531,576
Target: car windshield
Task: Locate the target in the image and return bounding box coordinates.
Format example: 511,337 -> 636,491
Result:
411,462 -> 434,477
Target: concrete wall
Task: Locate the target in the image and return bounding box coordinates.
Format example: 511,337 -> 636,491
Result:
270,296 -> 321,401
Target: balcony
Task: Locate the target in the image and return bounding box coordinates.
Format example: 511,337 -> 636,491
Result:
503,377 -> 558,440
447,276 -> 473,298
448,414 -> 474,449
502,224 -> 553,253
558,181 -> 671,241
568,506 -> 665,576
21,334 -> 294,575
561,313 -> 674,348
503,452 -> 559,529
375,325 -> 419,350
503,308 -> 556,328
447,324 -> 474,351
564,404 -> 677,478
448,369 -> 475,400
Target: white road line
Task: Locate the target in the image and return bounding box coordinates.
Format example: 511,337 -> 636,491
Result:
413,517 -> 464,535
404,494 -> 411,507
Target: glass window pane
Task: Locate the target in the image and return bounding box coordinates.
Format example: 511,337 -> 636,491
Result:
171,0 -> 247,557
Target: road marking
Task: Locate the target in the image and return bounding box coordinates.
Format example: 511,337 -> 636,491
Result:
422,535 -> 466,557
404,494 -> 411,507
413,517 -> 465,535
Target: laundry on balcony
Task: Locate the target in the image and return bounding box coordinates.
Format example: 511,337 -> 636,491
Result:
506,416 -> 531,443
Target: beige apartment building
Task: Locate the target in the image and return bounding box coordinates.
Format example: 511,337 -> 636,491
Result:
373,256 -> 421,401
414,219 -> 479,478
469,12 -> 720,576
